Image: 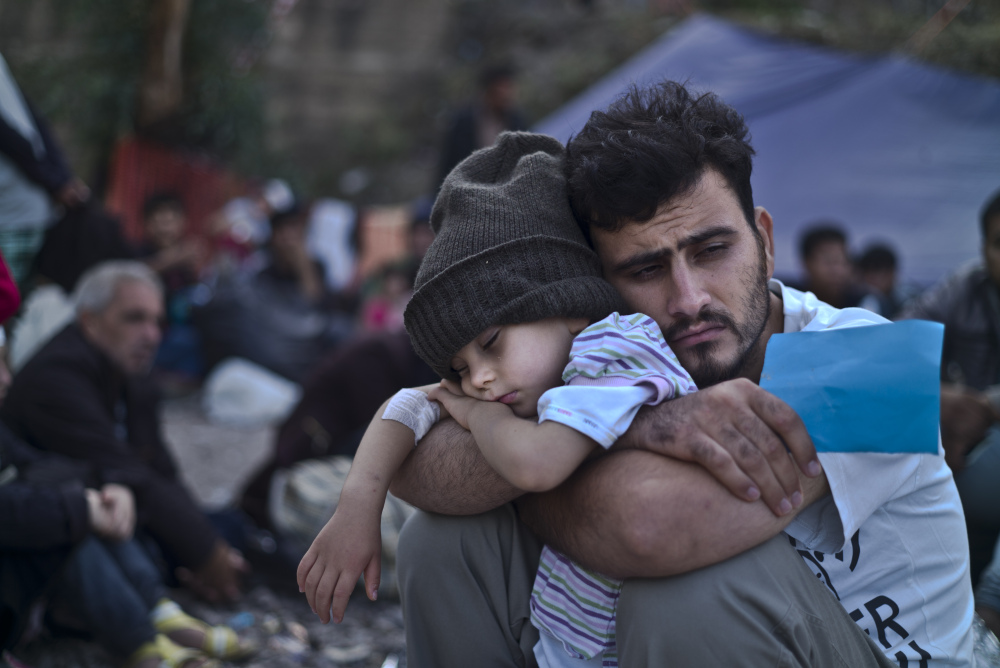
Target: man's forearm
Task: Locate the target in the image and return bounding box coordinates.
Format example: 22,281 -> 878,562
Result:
516,449 -> 829,579
389,417 -> 523,515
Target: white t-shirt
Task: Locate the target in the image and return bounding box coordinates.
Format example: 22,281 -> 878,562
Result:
779,280 -> 974,667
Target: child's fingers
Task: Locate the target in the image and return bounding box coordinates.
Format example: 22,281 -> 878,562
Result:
363,556 -> 381,601
296,549 -> 317,592
441,378 -> 464,396
315,570 -> 340,624
330,573 -> 357,624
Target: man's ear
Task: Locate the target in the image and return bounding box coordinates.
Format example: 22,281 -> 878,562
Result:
754,207 -> 776,279
77,310 -> 97,340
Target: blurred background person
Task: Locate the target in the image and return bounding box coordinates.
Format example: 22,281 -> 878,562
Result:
855,242 -> 919,320
194,205 -> 355,383
436,62 -> 527,191
0,52 -> 89,287
137,192 -> 207,389
898,187 -> 1000,637
792,222 -> 871,309
0,262 -> 248,604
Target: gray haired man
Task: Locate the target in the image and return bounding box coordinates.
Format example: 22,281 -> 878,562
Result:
1,260 -> 247,602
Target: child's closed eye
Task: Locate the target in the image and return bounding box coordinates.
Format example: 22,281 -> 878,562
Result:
481,329 -> 500,351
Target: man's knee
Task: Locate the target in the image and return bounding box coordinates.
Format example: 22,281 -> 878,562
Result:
617,536 -> 796,642
397,509 -> 492,584
396,507 -> 542,668
617,536 -> 889,668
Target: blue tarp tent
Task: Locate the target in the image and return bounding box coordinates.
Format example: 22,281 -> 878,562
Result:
534,15 -> 1000,285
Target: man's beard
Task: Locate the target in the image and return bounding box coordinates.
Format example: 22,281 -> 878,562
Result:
663,249 -> 771,388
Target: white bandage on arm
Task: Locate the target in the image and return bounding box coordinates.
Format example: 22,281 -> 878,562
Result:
382,388 -> 441,446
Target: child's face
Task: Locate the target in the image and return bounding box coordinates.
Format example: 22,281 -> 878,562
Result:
449,317 -> 589,419
144,207 -> 186,250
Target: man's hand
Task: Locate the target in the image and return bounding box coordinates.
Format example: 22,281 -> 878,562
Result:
940,383 -> 997,472
85,484 -> 136,541
177,540 -> 249,602
619,378 -> 821,517
56,178 -> 90,208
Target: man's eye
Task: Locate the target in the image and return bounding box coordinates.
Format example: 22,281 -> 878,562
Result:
631,265 -> 660,281
698,244 -> 727,259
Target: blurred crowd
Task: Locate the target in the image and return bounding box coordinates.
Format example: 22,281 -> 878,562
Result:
2,43 -> 1000,668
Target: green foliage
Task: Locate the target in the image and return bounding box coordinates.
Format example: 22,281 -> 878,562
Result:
9,0 -> 272,176
720,0 -> 1000,80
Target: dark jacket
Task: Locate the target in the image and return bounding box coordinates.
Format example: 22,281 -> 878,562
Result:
436,104 -> 528,190
0,100 -> 72,195
0,324 -> 218,569
0,423 -> 93,650
898,261 -> 1000,390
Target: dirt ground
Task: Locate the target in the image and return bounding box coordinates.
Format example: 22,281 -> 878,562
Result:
12,396 -> 407,668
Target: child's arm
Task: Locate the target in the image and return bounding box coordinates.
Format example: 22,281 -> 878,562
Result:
429,382 -> 597,493
297,385 -> 437,624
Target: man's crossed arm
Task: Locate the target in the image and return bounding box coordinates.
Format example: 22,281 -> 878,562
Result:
390,379 -> 828,577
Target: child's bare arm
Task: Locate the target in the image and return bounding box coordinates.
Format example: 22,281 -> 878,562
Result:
429,385 -> 596,493
297,386 -> 435,623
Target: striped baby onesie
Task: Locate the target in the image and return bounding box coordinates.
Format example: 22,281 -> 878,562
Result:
531,312 -> 698,667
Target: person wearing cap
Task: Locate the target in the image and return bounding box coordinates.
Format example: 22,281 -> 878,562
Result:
392,82 -> 971,667
298,133 -> 697,666
436,63 -> 528,192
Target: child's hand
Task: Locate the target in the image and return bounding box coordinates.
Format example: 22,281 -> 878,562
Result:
429,381 -> 480,430
296,499 -> 382,624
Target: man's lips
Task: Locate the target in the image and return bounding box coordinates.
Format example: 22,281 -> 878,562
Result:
669,325 -> 725,348
495,391 -> 518,405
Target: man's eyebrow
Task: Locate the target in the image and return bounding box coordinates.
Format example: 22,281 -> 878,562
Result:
611,247 -> 671,274
677,224 -> 739,251
610,224 -> 739,274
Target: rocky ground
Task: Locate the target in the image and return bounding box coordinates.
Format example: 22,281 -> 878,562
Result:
12,396 -> 408,668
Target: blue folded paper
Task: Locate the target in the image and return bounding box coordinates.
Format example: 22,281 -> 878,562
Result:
759,320 -> 943,454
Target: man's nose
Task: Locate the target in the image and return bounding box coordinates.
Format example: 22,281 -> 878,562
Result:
666,264 -> 711,318
145,320 -> 163,346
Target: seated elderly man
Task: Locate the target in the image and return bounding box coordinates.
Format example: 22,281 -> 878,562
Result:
0,261 -> 245,601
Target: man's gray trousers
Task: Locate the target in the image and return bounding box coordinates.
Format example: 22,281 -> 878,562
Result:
397,505 -> 895,667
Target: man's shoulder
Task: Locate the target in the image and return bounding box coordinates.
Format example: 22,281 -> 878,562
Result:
14,323 -> 102,387
775,280 -> 889,335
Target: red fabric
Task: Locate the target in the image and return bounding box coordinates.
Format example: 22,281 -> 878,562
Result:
103,136 -> 247,244
0,251 -> 21,324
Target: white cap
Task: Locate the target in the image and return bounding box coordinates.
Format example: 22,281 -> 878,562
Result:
262,179 -> 295,214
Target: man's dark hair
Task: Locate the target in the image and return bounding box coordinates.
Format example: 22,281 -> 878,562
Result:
565,81 -> 756,241
799,224 -> 847,262
857,243 -> 897,273
269,204 -> 307,232
141,191 -> 184,221
479,63 -> 516,89
981,187 -> 1000,237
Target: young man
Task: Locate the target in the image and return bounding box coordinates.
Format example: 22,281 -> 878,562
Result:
899,187 -> 1000,636
391,82 -> 972,667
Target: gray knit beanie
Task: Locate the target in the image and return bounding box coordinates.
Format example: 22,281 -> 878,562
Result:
405,131 -> 625,380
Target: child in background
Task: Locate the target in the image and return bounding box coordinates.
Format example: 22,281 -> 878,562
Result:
138,193 -> 205,296
137,192 -> 207,382
297,133 -> 698,667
